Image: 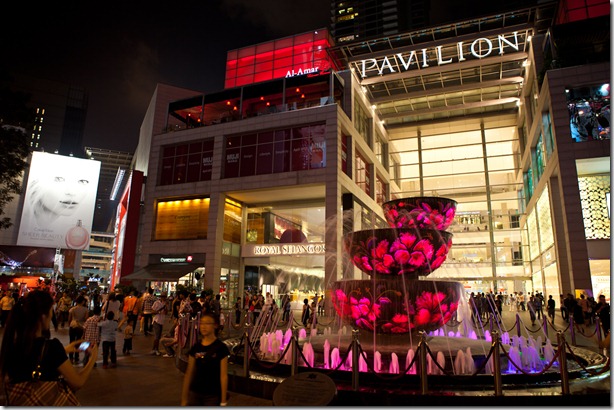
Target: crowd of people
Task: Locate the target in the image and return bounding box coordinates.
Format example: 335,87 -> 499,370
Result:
0,286 -> 231,406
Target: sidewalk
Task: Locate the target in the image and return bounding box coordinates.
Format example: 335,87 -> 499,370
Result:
0,320 -> 273,406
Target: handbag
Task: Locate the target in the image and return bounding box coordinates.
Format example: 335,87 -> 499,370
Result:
4,340 -> 80,406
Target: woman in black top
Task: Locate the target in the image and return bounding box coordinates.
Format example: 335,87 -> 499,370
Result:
181,312 -> 229,406
0,290 -> 98,401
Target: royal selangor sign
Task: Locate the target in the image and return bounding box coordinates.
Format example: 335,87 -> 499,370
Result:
358,31 -> 521,79
242,243 -> 325,257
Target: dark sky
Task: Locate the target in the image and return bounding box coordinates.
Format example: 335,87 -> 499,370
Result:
3,0 -> 330,153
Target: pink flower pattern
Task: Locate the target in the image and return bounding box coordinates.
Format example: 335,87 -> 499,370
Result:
348,231 -> 450,277
383,198 -> 456,231
332,286 -> 459,333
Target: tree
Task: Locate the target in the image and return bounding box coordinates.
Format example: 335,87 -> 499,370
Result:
0,73 -> 34,230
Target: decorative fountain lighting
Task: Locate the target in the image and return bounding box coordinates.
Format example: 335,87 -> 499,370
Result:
333,196 -> 463,334
241,196 -> 609,403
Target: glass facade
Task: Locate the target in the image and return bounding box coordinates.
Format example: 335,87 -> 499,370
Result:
388,125 -> 526,292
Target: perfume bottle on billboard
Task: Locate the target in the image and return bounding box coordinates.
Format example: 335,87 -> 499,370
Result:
65,220 -> 90,249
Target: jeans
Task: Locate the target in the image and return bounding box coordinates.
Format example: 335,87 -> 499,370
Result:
69,326 -> 84,362
102,341 -> 117,365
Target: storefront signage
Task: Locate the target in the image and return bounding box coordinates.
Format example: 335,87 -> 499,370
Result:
286,67 -> 319,78
242,243 -> 325,257
160,255 -> 193,263
358,31 -> 520,79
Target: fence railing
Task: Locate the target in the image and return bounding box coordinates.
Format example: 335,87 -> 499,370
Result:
175,308 -> 610,395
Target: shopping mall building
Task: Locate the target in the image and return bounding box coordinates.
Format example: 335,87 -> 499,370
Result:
118,1 -> 610,308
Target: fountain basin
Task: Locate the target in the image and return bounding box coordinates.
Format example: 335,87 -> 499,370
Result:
330,278 -> 463,333
382,196 -> 457,231
344,228 -> 452,277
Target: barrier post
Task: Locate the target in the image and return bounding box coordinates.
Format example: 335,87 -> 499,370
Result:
419,332 -> 428,395
351,329 -> 360,391
515,314 -> 521,338
557,331 -> 570,395
242,331 -> 251,378
542,315 -> 548,337
569,316 -> 576,346
596,317 -> 602,345
291,332 -> 300,376
491,331 -> 503,396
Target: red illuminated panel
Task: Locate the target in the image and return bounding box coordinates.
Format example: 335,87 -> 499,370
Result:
225,29 -> 336,89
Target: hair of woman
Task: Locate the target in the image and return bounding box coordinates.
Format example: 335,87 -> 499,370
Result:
0,290 -> 54,378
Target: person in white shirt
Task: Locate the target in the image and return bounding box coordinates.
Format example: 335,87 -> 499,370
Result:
151,293 -> 168,356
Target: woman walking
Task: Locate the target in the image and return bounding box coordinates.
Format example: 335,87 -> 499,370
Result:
181,312 -> 229,406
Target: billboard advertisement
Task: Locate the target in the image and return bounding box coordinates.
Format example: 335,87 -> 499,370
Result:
17,152 -> 101,250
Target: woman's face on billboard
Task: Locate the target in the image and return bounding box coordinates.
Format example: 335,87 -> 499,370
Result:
33,173 -> 90,218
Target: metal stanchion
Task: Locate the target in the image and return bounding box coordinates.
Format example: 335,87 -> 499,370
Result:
596,317 -> 602,345
569,316 -> 576,346
515,314 -> 521,338
557,331 -> 570,395
242,331 -> 251,378
351,329 -> 360,391
291,332 -> 299,375
542,315 -> 548,337
419,332 -> 428,395
491,331 -> 503,396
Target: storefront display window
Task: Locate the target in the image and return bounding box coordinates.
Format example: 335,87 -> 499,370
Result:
578,175 -> 611,239
223,199 -> 242,243
567,83 -> 610,142
154,198 -> 209,240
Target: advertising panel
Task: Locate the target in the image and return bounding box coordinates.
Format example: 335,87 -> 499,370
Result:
17,152 -> 101,250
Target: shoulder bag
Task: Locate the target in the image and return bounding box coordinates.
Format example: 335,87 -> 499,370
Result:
4,340 -> 80,406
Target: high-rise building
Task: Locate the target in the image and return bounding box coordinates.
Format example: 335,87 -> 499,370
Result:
331,0 -> 543,44
7,73 -> 88,157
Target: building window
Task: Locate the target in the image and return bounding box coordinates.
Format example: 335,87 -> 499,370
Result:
375,174 -> 387,205
355,151 -> 370,196
223,123 -> 326,178
354,100 -> 371,144
159,138 -> 214,185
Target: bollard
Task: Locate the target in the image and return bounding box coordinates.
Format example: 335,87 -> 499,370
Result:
515,314 -> 521,338
419,332 -> 428,395
351,329 -> 360,391
557,331 -> 570,395
542,315 -> 548,337
569,316 -> 576,346
491,331 -> 503,396
291,333 -> 299,376
242,331 -> 251,378
489,315 -> 494,334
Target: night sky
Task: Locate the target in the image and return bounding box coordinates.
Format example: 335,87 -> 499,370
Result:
3,0 -> 330,153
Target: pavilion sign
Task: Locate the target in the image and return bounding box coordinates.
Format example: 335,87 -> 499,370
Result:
357,31 -> 522,79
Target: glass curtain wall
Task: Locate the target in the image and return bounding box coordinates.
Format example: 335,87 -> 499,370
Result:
389,125 -> 527,294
